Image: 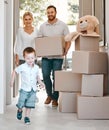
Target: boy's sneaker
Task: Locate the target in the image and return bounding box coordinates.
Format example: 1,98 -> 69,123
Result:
24,117 -> 30,125
17,110 -> 23,120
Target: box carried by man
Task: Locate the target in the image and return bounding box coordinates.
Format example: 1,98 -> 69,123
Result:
35,36 -> 65,57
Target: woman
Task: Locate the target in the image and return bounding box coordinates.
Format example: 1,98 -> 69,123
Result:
14,11 -> 38,65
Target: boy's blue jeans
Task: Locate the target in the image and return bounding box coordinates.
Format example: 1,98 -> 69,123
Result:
16,89 -> 36,109
42,58 -> 63,101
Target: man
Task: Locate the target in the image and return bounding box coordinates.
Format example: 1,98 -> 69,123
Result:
38,5 -> 71,107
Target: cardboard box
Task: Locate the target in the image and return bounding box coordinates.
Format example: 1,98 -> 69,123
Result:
55,70 -> 82,92
72,51 -> 108,74
75,34 -> 100,51
35,36 -> 65,57
77,94 -> 109,119
104,74 -> 108,95
81,74 -> 104,97
59,92 -> 78,113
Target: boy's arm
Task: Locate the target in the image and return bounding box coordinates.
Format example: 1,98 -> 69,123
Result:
10,70 -> 16,87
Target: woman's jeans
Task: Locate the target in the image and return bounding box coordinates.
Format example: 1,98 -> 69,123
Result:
42,58 -> 63,101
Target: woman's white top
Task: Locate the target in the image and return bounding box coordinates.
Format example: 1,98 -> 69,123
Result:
14,27 -> 38,60
15,63 -> 40,92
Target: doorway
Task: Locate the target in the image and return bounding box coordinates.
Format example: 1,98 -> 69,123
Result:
13,0 -> 79,98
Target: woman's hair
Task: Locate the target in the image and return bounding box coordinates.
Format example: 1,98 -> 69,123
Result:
23,11 -> 33,20
23,47 -> 36,57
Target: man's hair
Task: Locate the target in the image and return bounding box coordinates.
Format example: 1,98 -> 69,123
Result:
23,47 -> 36,57
47,5 -> 57,12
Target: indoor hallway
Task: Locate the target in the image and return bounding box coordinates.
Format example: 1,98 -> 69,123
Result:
0,89 -> 109,130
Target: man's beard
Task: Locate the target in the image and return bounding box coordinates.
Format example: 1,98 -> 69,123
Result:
48,15 -> 56,21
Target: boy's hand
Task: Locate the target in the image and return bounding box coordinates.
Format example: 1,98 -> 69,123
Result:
39,83 -> 45,89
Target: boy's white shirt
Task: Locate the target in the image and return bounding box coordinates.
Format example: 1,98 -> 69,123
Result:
15,63 -> 40,92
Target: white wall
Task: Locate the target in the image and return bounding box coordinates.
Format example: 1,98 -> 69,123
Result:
0,0 -> 14,113
0,0 -> 6,113
5,0 -> 14,105
105,0 -> 109,43
105,0 -> 109,93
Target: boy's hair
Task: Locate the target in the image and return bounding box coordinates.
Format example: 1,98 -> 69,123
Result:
23,47 -> 36,57
47,5 -> 57,12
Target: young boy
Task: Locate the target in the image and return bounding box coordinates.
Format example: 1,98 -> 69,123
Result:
10,47 -> 45,125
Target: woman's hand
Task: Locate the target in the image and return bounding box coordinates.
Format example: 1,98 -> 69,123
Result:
15,54 -> 19,66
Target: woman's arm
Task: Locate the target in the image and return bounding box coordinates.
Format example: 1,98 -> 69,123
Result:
15,54 -> 19,66
10,70 -> 16,87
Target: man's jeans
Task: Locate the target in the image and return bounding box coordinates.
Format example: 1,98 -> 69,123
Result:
42,58 -> 63,101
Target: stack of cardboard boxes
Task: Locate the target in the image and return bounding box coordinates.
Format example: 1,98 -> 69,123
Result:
55,70 -> 82,113
72,35 -> 109,119
55,34 -> 109,119
35,35 -> 109,119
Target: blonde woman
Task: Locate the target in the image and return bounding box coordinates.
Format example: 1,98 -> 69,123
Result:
14,12 -> 38,65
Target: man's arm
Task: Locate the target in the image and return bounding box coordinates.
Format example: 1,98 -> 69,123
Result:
64,41 -> 71,56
